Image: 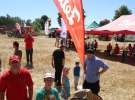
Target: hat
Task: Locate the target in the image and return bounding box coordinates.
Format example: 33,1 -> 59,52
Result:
86,49 -> 94,54
43,73 -> 55,79
9,55 -> 20,63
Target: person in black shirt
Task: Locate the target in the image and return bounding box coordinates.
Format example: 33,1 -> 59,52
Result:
52,46 -> 65,87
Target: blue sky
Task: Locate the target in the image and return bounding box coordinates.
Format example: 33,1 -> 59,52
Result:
0,0 -> 135,27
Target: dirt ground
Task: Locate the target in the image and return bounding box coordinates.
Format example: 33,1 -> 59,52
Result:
0,35 -> 135,100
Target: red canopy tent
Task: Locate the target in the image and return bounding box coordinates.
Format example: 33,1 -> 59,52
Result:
88,15 -> 135,35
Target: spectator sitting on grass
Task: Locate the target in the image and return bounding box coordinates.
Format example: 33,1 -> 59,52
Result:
114,43 -> 120,55
106,43 -> 112,56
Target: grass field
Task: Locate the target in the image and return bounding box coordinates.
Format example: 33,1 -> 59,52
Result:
0,35 -> 135,100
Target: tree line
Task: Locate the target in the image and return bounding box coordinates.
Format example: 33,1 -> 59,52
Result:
0,5 -> 133,33
0,14 -> 51,33
98,5 -> 132,27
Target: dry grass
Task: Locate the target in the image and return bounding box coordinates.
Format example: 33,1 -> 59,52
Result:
0,35 -> 135,100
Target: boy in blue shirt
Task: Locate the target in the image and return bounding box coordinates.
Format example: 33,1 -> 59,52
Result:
73,62 -> 80,90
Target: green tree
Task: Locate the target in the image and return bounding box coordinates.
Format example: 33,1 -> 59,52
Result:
32,18 -> 42,32
99,19 -> 110,26
0,16 -> 7,25
48,19 -> 51,27
26,19 -> 32,26
83,9 -> 86,18
113,5 -> 132,20
57,13 -> 62,27
40,15 -> 49,30
0,15 -> 24,30
13,17 -> 24,26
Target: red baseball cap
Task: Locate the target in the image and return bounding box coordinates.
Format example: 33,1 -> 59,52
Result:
9,55 -> 20,63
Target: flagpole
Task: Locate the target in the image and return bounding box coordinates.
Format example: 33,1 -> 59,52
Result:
80,0 -> 86,85
80,0 -> 85,66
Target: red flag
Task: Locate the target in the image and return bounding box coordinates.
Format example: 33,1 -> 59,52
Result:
54,0 -> 85,65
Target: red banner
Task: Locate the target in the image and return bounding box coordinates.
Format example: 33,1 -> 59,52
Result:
54,0 -> 85,65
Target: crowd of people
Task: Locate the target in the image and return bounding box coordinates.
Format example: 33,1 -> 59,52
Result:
105,43 -> 120,56
106,43 -> 135,56
0,31 -> 109,100
55,33 -> 75,50
85,40 -> 98,52
105,43 -> 135,63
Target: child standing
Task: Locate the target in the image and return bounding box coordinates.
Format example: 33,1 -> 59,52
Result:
73,62 -> 80,90
61,67 -> 70,100
13,41 -> 22,61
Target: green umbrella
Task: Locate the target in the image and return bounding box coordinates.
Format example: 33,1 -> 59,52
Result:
87,21 -> 99,41
87,21 -> 99,29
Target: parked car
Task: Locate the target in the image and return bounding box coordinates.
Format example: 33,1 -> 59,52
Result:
48,28 -> 60,38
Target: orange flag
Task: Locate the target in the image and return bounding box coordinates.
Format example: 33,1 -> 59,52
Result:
54,0 -> 85,65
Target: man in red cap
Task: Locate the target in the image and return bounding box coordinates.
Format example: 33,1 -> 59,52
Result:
0,55 -> 33,100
